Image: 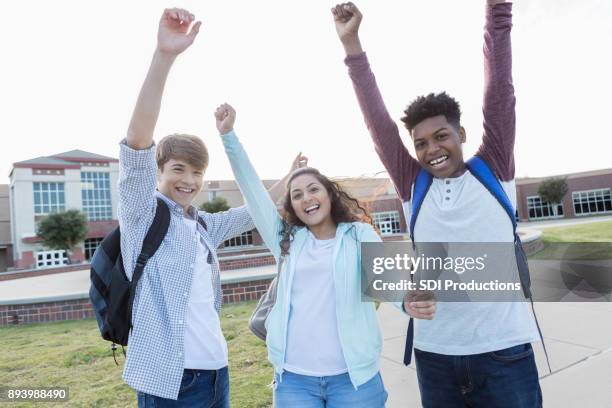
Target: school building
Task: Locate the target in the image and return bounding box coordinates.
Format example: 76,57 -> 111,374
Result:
516,168 -> 612,221
3,148 -> 609,273
1,150 -> 407,272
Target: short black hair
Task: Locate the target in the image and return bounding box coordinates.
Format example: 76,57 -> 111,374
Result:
400,92 -> 461,134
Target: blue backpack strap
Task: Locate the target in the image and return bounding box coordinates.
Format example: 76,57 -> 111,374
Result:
403,168 -> 432,366
410,168 -> 434,245
465,156 -> 516,232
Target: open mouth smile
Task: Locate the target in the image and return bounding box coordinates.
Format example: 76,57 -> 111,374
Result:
304,204 -> 320,215
428,155 -> 449,167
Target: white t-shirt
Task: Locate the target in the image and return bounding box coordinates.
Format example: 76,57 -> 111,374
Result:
182,217 -> 228,369
284,231 -> 348,376
404,172 -> 540,355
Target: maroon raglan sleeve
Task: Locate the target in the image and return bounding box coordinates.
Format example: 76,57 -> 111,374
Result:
477,2 -> 516,181
345,53 -> 421,201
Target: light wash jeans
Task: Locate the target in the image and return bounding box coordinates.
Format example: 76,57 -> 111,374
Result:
274,370 -> 387,408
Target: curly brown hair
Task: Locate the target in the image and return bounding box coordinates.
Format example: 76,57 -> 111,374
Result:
279,167 -> 374,256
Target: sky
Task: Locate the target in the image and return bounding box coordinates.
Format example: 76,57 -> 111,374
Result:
1,0 -> 611,184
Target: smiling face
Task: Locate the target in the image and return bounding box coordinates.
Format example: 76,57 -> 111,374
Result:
288,173 -> 334,229
412,115 -> 467,179
157,159 -> 204,211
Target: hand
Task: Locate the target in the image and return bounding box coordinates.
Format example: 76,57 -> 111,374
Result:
403,290 -> 436,320
215,103 -> 236,135
331,2 -> 363,43
290,152 -> 308,173
157,8 -> 202,56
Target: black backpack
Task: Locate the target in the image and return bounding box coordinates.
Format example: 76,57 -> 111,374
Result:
89,198 -> 207,359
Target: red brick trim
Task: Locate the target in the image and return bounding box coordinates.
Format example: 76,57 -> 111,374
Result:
0,278 -> 274,327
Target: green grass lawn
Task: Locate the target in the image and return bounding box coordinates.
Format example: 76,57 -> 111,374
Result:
540,220 -> 612,243
530,220 -> 612,260
0,301 -> 272,408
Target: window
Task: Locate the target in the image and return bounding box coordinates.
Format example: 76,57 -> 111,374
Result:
33,182 -> 65,215
372,211 -> 401,236
572,188 -> 612,216
81,172 -> 112,221
84,238 -> 104,260
208,191 -> 218,201
527,196 -> 564,220
223,230 -> 253,248
36,250 -> 68,268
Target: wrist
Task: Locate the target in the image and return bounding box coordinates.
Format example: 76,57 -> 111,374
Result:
153,48 -> 179,64
341,35 -> 363,56
219,128 -> 234,136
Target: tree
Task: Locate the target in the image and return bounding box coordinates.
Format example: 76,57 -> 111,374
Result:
200,196 -> 230,213
538,177 -> 568,216
36,210 -> 88,264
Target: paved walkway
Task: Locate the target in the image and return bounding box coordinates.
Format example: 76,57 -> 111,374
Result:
0,265 -> 276,305
377,302 -> 612,407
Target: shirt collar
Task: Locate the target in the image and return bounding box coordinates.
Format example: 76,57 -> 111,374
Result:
154,190 -> 198,219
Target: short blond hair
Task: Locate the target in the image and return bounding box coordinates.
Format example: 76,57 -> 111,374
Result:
156,134 -> 209,171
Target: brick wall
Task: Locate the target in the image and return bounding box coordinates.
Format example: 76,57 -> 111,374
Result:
0,278 -> 274,327
219,255 -> 275,271
222,278 -> 273,304
0,298 -> 95,326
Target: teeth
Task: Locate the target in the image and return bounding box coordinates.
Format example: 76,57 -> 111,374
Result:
429,155 -> 448,166
305,205 -> 319,214
177,188 -> 193,193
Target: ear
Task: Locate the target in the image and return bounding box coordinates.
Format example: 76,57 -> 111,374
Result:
458,126 -> 466,143
156,167 -> 162,183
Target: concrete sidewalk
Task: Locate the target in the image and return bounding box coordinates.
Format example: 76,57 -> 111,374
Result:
0,265 -> 276,305
377,302 -> 612,407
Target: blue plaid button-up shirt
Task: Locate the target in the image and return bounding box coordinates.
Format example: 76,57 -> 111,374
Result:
118,141 -> 254,399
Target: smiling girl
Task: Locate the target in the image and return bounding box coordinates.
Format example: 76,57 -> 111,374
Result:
215,103 -> 435,407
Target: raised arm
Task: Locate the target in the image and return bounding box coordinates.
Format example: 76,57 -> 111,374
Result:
216,104 -> 284,260
333,2 -> 420,201
476,0 -> 516,181
118,9 -> 201,278
126,9 -> 201,149
119,9 -> 201,218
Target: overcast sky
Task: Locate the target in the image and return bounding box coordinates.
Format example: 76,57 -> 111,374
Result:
1,0 -> 610,184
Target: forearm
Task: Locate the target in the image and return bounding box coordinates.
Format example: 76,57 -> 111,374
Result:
341,35 -> 364,57
221,131 -> 283,258
479,1 -> 515,180
484,2 -> 514,99
126,50 -> 176,150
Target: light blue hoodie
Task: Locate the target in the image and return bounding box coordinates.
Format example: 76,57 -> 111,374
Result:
222,130 -> 390,388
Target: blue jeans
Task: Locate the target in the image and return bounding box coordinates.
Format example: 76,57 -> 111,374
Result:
137,367 -> 229,407
415,343 -> 542,407
273,370 -> 388,408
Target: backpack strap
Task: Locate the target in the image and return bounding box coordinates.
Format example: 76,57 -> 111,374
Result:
465,156 -> 517,232
127,197 -> 171,327
404,168 -> 432,366
197,215 -> 208,231
409,168 -> 434,249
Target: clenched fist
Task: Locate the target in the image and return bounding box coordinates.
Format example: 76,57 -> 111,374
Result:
215,103 -> 236,135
